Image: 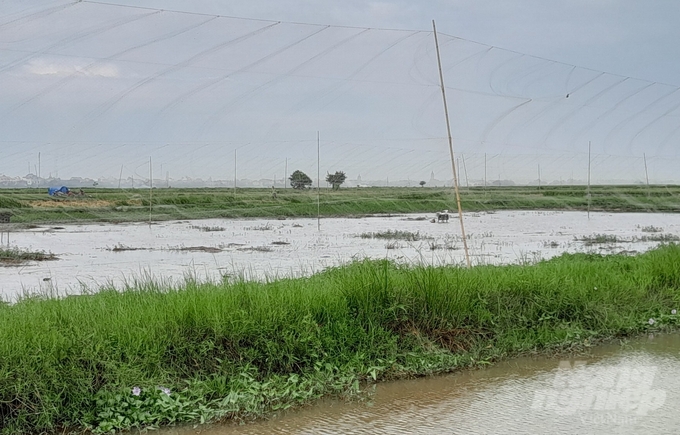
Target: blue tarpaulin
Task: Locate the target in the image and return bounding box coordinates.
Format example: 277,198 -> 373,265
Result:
48,186 -> 69,196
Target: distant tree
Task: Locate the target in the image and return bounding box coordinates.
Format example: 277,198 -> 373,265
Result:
289,170 -> 312,189
419,180 -> 426,187
325,171 -> 347,190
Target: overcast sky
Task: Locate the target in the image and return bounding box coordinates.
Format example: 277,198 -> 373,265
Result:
2,0 -> 680,183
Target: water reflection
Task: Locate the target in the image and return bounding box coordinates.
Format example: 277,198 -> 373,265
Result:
163,333 -> 680,434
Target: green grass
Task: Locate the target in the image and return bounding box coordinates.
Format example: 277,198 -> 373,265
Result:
3,244 -> 680,433
2,184 -> 680,224
0,195 -> 26,209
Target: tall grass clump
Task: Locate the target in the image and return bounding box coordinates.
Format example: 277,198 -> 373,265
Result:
2,245 -> 680,433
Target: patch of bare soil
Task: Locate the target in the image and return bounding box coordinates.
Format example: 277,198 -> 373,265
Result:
29,200 -> 113,208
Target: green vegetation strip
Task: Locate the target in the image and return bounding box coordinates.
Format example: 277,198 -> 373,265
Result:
3,184 -> 680,224
3,245 -> 680,433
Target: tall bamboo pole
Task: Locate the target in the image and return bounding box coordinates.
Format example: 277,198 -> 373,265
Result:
433,20 -> 471,268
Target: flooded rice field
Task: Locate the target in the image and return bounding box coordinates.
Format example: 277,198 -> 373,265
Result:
2,210 -> 679,299
162,333 -> 680,435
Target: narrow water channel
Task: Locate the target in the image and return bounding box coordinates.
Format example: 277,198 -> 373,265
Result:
163,333 -> 680,434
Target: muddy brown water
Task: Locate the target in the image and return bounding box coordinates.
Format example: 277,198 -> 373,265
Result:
161,333 -> 680,435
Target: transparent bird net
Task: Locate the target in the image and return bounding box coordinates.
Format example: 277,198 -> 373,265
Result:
2,0 -> 680,298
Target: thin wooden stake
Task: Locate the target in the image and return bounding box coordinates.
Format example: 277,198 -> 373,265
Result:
643,153 -> 650,196
118,165 -> 123,189
433,20 -> 471,268
456,157 -> 461,187
317,132 -> 321,232
587,141 -> 591,220
149,157 -> 153,225
462,153 -> 469,188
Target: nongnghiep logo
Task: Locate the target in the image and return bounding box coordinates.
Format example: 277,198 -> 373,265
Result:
531,361 -> 666,417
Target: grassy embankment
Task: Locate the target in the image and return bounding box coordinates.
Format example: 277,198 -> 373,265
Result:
1,184 -> 680,224
2,245 -> 680,433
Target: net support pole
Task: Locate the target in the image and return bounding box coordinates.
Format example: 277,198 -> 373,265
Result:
484,153 -> 487,193
587,141 -> 591,220
317,131 -> 321,232
149,156 -> 153,225
462,153 -> 469,188
643,152 -> 650,197
432,20 -> 471,268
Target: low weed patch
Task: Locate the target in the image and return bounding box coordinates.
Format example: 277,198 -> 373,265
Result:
358,230 -> 431,241
0,247 -> 56,265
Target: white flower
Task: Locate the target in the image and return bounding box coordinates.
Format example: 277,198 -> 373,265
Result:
672,309 -> 677,315
648,318 -> 655,325
159,386 -> 171,396
132,386 -> 141,396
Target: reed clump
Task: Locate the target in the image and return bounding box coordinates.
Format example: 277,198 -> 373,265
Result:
2,245 -> 680,433
0,247 -> 56,265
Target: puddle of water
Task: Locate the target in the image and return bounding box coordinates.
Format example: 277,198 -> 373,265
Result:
2,210 -> 678,299
162,333 -> 680,435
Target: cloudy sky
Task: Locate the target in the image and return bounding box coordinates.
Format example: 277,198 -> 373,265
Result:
2,0 -> 680,183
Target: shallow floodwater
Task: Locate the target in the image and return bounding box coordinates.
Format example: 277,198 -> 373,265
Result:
162,333 -> 680,435
1,210 -> 678,299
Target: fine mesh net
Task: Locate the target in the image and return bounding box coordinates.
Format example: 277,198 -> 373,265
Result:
2,0 -> 680,297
